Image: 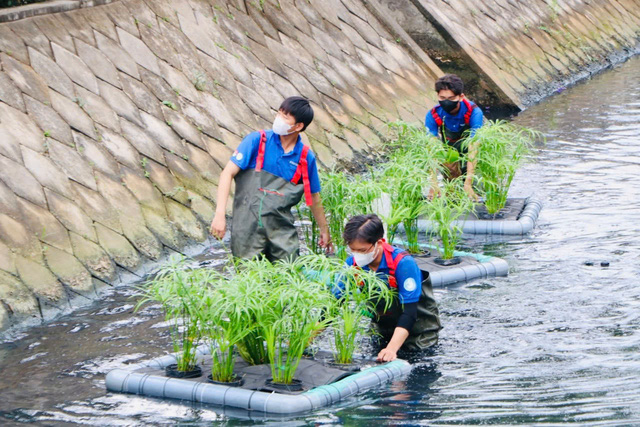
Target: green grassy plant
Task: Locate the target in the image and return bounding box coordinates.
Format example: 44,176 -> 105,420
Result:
136,255 -> 205,372
378,122 -> 445,253
305,255 -> 394,364
464,120 -> 541,215
236,256 -> 333,384
198,270 -> 261,382
425,178 -> 474,259
298,171 -> 382,260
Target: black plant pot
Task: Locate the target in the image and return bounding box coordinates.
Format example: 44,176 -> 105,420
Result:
207,374 -> 244,387
412,249 -> 432,258
327,360 -> 361,372
434,256 -> 461,266
265,378 -> 303,392
477,211 -> 506,220
165,364 -> 202,379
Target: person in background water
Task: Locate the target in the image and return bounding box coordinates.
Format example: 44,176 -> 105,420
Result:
425,74 -> 484,200
337,214 -> 442,362
210,96 -> 332,261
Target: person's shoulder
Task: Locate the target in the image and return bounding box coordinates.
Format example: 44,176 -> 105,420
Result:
466,101 -> 484,120
465,100 -> 482,112
243,130 -> 264,144
426,104 -> 441,116
397,252 -> 418,267
300,140 -> 317,162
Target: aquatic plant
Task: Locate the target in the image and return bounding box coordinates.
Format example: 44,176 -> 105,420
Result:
464,120 -> 540,215
425,178 -> 474,260
377,122 -> 444,253
198,270 -> 261,383
299,171 -> 382,260
304,255 -> 394,365
136,255 -> 205,373
239,256 -> 333,385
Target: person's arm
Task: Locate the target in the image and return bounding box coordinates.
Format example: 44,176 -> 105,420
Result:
426,110 -> 443,198
424,111 -> 439,137
209,132 -> 259,238
209,161 -> 241,239
464,107 -> 484,201
377,257 -> 422,362
377,326 -> 410,362
464,140 -> 479,201
306,153 -> 332,250
310,193 -> 332,251
377,302 -> 418,362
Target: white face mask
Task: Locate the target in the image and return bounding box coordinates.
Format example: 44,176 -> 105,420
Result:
352,243 -> 378,267
272,115 -> 294,136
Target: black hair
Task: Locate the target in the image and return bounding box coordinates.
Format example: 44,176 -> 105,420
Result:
343,214 -> 384,245
435,74 -> 464,95
279,96 -> 314,131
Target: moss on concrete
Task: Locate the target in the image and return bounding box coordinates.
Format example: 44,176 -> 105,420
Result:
0,269 -> 38,316
15,255 -> 65,303
94,223 -> 141,270
69,232 -> 116,282
44,244 -> 94,295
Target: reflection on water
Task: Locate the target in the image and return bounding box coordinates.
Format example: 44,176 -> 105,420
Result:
2,57 -> 640,425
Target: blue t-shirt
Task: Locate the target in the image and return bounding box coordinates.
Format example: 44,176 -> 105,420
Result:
230,130 -> 321,194
425,100 -> 484,138
334,246 -> 423,304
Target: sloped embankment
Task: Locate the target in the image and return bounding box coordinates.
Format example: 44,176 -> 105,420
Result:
0,0 -> 441,332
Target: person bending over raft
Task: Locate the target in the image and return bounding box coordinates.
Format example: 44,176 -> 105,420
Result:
337,214 -> 442,362
210,96 -> 332,261
425,74 -> 484,200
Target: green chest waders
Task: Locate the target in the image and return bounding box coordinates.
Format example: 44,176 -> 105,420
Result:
231,130 -> 314,262
359,242 -> 443,350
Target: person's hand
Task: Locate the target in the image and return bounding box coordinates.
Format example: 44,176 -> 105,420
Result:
464,182 -> 479,201
319,227 -> 333,253
428,186 -> 441,200
209,214 -> 226,239
377,346 -> 398,362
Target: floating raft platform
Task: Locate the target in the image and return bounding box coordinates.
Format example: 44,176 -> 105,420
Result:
417,197 -> 543,235
393,240 -> 509,286
105,347 -> 412,415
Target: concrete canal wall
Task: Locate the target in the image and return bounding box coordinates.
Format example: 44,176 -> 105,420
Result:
0,0 -> 441,332
386,0 -> 640,110
1,0 -> 639,333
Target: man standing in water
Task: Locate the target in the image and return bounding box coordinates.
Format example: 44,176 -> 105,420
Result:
210,96 -> 331,261
339,214 -> 442,361
425,74 -> 484,200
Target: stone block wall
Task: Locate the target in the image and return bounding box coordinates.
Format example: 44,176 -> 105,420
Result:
388,0 -> 640,109
0,0 -> 440,332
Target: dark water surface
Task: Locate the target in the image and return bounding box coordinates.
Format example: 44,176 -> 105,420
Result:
2,57 -> 640,425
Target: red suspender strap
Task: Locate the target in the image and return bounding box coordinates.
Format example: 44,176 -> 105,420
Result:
351,241 -> 406,289
433,100 -> 475,127
431,106 -> 443,127
381,241 -> 407,289
255,130 -> 267,171
291,145 -> 313,206
462,98 -> 475,125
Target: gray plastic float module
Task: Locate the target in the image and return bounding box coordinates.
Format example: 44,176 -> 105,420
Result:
417,197 -> 543,235
392,240 -> 509,287
426,254 -> 509,287
105,347 -> 412,415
